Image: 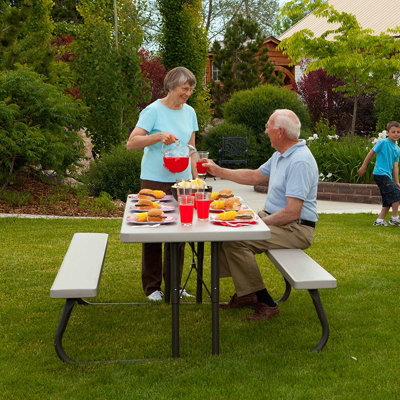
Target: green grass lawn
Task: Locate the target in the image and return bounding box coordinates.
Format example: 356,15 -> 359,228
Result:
0,215 -> 399,400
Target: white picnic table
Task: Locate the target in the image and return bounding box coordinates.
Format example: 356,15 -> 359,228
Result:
120,194 -> 271,357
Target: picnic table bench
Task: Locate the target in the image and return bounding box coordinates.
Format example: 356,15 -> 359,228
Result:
266,249 -> 337,351
50,232 -> 109,363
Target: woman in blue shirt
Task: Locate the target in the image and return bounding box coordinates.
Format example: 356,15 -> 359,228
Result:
126,67 -> 198,301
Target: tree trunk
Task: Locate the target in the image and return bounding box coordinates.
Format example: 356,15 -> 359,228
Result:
244,0 -> 250,17
206,0 -> 212,33
350,95 -> 358,145
113,0 -> 118,50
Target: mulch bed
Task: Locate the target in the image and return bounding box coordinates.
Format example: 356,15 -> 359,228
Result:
0,174 -> 125,218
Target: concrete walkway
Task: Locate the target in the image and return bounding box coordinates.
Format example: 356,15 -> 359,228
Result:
0,177 -> 382,219
207,177 -> 382,215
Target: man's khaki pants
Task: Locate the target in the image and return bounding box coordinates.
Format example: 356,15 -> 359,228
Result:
219,211 -> 315,297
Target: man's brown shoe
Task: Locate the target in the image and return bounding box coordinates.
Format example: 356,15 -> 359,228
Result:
246,302 -> 280,321
220,293 -> 258,309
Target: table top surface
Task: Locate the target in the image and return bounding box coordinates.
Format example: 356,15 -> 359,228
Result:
120,194 -> 271,243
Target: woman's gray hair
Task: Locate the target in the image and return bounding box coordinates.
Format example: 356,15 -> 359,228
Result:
164,67 -> 196,92
273,109 -> 301,139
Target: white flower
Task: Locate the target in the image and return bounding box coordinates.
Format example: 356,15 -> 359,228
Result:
326,173 -> 332,178
372,130 -> 387,144
307,136 -> 315,141
313,134 -> 319,140
327,134 -> 339,140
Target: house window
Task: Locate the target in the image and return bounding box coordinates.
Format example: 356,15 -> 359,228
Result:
212,62 -> 220,81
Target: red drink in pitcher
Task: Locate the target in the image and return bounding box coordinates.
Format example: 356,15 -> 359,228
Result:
163,156 -> 189,173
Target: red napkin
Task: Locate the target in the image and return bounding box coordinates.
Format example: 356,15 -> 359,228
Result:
213,221 -> 257,227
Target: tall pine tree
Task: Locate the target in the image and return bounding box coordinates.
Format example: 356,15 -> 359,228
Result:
211,15 -> 281,116
158,0 -> 211,131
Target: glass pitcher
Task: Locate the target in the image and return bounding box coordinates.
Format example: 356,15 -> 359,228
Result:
162,141 -> 197,173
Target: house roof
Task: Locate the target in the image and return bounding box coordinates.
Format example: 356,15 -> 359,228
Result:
279,0 -> 400,40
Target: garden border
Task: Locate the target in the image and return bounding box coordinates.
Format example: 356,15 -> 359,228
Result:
254,182 -> 381,204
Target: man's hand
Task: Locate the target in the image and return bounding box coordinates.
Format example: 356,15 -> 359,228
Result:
202,158 -> 220,177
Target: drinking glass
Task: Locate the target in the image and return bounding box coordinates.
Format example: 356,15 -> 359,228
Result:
196,151 -> 209,177
178,195 -> 194,226
176,186 -> 192,198
195,191 -> 211,220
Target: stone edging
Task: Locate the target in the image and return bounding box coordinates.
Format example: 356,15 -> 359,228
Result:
254,182 -> 381,204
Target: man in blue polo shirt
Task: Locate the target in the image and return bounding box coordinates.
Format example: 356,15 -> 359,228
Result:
203,109 -> 319,321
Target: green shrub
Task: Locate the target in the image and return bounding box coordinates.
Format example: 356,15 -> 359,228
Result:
199,122 -> 262,169
223,85 -> 312,138
374,90 -> 400,132
0,65 -> 86,188
82,144 -> 143,201
0,189 -> 33,207
220,85 -> 312,168
308,132 -> 375,184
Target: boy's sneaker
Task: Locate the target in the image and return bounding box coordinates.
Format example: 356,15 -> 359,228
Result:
389,217 -> 400,226
373,220 -> 388,226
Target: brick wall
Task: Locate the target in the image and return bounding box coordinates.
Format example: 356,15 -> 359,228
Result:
254,182 -> 381,204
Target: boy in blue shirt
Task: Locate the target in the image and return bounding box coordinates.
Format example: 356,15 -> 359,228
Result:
358,121 -> 400,226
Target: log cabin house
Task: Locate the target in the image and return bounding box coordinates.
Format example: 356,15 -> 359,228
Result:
205,36 -> 296,91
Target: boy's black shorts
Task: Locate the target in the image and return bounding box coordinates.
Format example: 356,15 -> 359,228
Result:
374,174 -> 400,207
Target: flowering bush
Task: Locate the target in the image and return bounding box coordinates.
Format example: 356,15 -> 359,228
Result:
307,120 -> 376,183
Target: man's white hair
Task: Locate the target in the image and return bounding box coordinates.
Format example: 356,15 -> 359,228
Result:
273,109 -> 301,140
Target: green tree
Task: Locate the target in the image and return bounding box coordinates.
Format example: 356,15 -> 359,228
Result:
0,65 -> 86,189
72,0 -> 149,156
274,0 -> 322,36
278,2 -> 400,143
211,15 -> 281,116
51,0 -> 82,23
0,0 -> 54,75
158,0 -> 211,132
203,0 -> 280,40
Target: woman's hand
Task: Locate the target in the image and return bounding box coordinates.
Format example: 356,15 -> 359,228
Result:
159,132 -> 178,145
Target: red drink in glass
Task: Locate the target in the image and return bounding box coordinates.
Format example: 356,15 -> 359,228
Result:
179,204 -> 194,225
196,161 -> 207,175
196,199 -> 211,219
163,156 -> 189,173
178,195 -> 194,225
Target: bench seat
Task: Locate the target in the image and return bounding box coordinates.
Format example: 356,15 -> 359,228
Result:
51,232 -> 108,363
266,249 -> 337,351
267,249 -> 337,290
50,233 -> 109,299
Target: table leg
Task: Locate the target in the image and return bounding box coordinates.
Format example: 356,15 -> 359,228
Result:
164,243 -> 170,304
211,242 -> 220,355
170,243 -> 180,358
196,242 -> 204,304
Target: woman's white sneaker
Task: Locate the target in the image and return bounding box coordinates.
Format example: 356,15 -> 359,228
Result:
147,290 -> 164,301
179,289 -> 194,298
